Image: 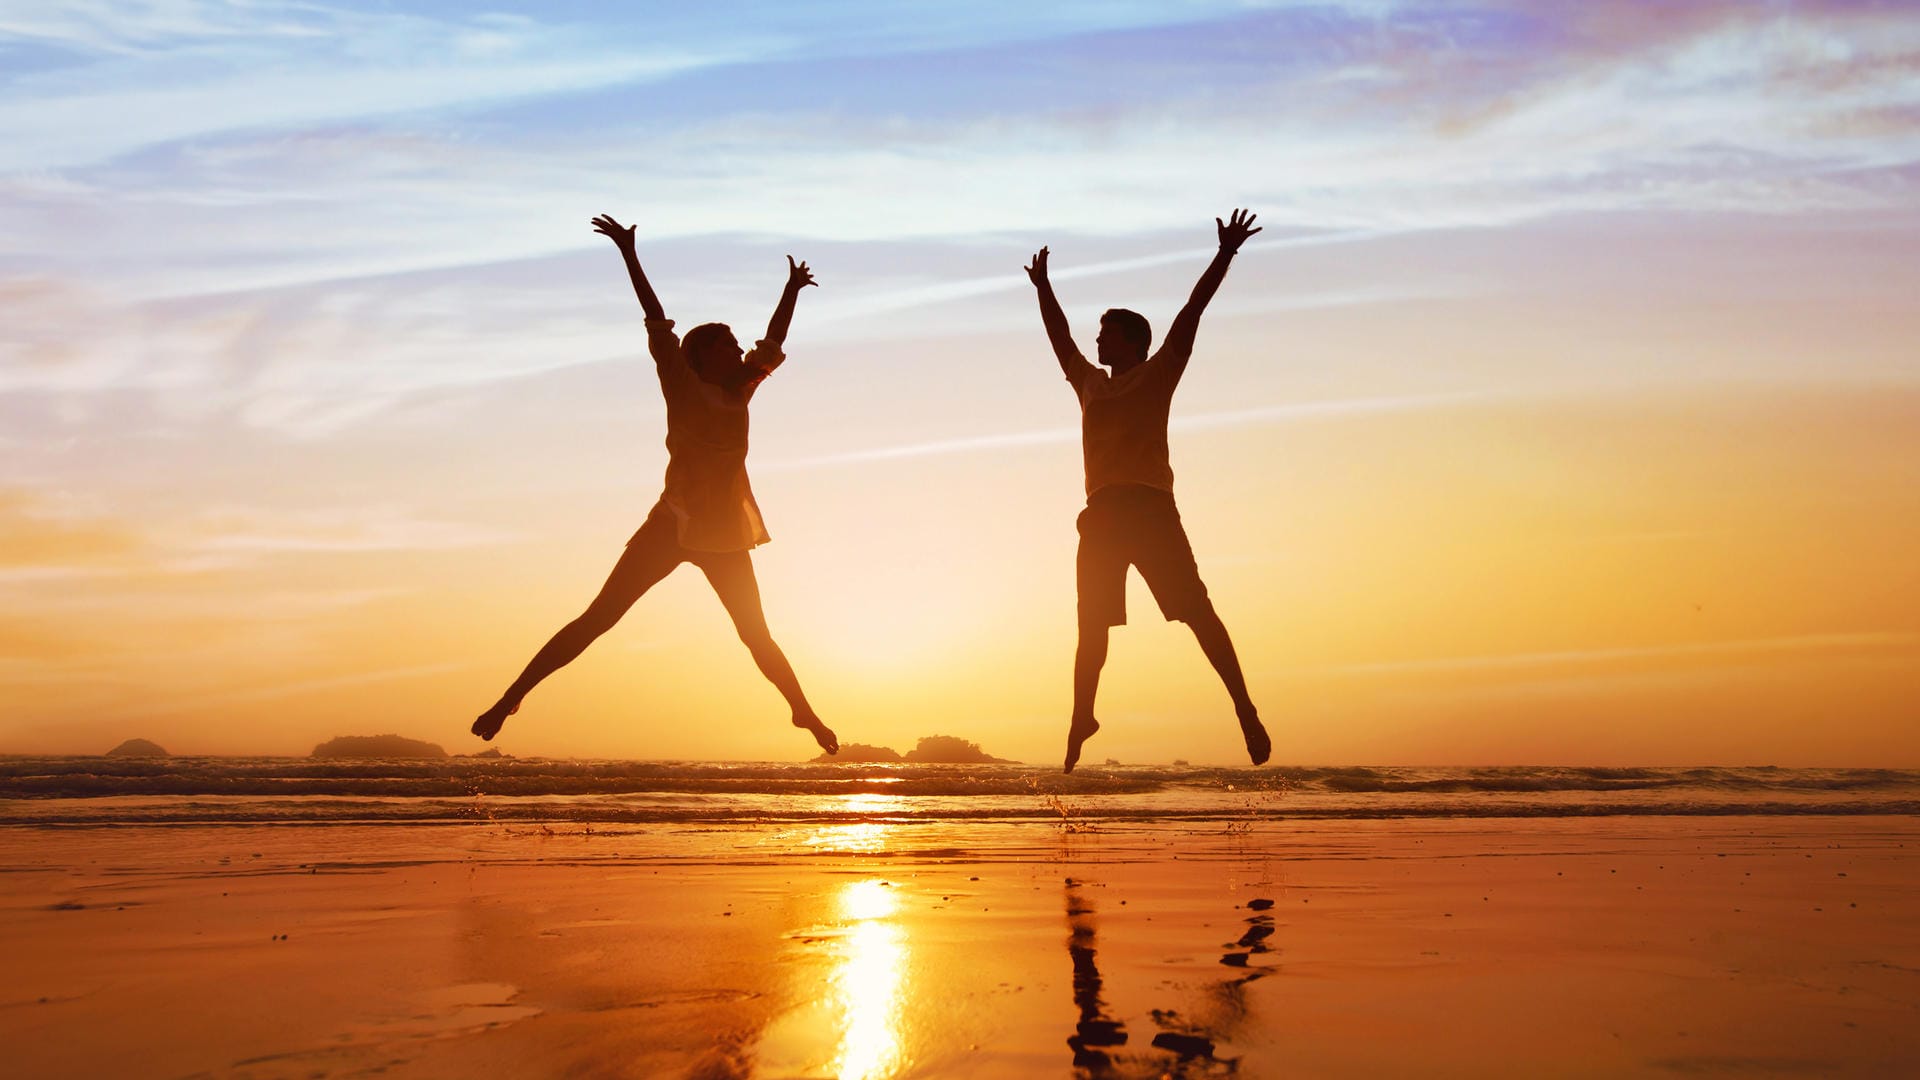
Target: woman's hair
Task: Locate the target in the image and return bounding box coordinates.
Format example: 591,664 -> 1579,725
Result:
681,322 -> 734,377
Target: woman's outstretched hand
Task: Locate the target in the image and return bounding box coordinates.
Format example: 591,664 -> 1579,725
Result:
786,255 -> 817,291
1215,208 -> 1261,253
591,214 -> 636,249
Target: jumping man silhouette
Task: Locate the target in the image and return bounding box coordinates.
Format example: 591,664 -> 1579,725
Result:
1026,210 -> 1271,773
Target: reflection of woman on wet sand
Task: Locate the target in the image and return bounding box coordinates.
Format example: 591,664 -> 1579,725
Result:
472,214 -> 837,755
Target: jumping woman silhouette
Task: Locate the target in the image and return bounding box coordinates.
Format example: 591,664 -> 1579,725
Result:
472,214 -> 837,755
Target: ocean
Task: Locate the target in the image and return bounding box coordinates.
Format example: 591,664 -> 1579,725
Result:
3,758 -> 1915,827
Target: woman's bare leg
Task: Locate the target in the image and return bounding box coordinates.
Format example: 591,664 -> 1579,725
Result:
473,532 -> 681,740
698,551 -> 838,754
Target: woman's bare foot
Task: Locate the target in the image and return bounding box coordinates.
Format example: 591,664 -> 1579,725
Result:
795,714 -> 838,755
1064,714 -> 1100,774
472,700 -> 518,741
1238,706 -> 1270,766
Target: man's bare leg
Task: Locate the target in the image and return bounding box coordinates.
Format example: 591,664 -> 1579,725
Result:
473,534 -> 679,741
1066,624 -> 1109,773
700,554 -> 838,755
1186,605 -> 1270,765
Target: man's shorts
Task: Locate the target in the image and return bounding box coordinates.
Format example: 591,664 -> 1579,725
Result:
1076,484 -> 1211,628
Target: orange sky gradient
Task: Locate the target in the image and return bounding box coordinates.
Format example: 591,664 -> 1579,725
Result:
3,5 -> 1917,764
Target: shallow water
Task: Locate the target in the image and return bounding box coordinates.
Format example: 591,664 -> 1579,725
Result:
4,758 -> 1915,826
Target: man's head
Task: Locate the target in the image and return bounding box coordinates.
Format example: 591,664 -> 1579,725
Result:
1097,308 -> 1151,369
682,322 -> 743,383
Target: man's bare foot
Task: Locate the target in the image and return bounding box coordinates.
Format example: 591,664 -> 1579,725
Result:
471,700 -> 518,741
1064,715 -> 1100,774
796,714 -> 838,755
1238,707 -> 1270,766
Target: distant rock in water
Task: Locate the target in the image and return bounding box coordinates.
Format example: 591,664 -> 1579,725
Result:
459,747 -> 510,759
105,738 -> 168,758
903,735 -> 1015,764
812,736 -> 1013,765
813,743 -> 904,764
311,735 -> 447,759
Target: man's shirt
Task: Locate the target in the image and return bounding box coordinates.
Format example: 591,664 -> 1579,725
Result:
1064,341 -> 1192,498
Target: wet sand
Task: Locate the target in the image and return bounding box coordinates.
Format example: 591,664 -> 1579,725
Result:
3,817 -> 1917,1078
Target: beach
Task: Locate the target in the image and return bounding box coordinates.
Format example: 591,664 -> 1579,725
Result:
5,805 -> 1918,1078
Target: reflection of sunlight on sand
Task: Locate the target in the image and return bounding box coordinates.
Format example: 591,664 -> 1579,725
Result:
754,876 -> 911,1079
801,795 -> 908,853
805,823 -> 890,853
839,792 -> 908,815
835,880 -> 906,1080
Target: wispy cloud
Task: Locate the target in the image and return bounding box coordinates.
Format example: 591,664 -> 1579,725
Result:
0,219 -> 1464,441
4,2 -> 1918,301
0,4 -> 746,173
0,488 -> 142,568
1,0 -> 341,53
182,507 -> 515,558
134,659 -> 469,717
0,488 -> 514,581
766,389 -> 1492,470
1302,632 -> 1920,679
808,229 -> 1401,327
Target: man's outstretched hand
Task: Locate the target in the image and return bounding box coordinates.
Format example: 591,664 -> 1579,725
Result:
591,213 -> 636,249
1216,208 -> 1262,253
786,255 -> 817,291
1025,245 -> 1050,286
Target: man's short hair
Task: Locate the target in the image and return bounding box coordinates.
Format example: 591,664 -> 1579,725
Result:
682,322 -> 733,375
1102,308 -> 1152,360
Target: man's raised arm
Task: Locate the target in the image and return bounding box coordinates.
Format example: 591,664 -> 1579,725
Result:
591,213 -> 666,322
1160,208 -> 1262,364
1025,246 -> 1087,383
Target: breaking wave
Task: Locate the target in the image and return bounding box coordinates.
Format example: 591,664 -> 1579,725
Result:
3,758 -> 1916,826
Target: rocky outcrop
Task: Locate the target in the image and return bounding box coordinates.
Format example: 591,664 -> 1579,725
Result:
311,734 -> 448,759
902,735 -> 1015,764
811,743 -> 906,763
105,738 -> 169,757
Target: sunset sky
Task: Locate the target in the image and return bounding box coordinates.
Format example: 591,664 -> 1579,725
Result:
3,1 -> 1917,764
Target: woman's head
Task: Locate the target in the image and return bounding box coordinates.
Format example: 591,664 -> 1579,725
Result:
682,322 -> 743,383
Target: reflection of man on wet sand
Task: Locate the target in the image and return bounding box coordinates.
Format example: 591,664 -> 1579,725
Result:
471,214 -> 836,756
1027,211 -> 1273,773
1065,878 -> 1129,1073
1063,879 -> 1274,1077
